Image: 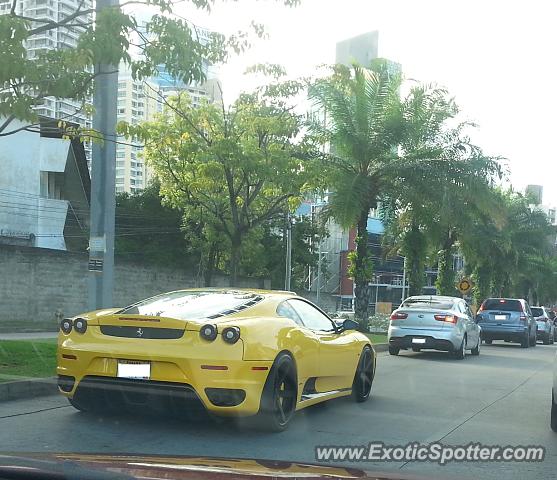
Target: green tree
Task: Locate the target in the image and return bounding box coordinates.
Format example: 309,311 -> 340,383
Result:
309,62 -> 499,323
308,63 -> 402,324
461,190 -> 556,305
241,215 -> 326,291
114,181 -> 190,267
0,0 -> 299,137
125,85 -> 316,286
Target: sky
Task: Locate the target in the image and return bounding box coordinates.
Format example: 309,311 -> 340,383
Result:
179,0 -> 557,205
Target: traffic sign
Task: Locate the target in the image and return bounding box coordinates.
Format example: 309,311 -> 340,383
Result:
458,278 -> 473,294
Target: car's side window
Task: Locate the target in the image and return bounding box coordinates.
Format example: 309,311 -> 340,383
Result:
288,299 -> 336,332
277,301 -> 303,326
463,303 -> 472,318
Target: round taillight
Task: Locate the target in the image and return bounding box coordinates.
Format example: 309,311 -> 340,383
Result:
200,324 -> 217,341
74,318 -> 87,334
60,318 -> 73,334
222,327 -> 240,344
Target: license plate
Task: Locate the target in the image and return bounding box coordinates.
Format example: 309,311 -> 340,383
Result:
412,338 -> 426,344
117,360 -> 150,380
495,315 -> 507,320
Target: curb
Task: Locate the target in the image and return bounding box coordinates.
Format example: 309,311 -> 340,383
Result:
0,377 -> 58,402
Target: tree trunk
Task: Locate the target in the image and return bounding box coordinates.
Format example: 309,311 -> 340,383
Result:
404,223 -> 426,297
229,234 -> 241,287
204,242 -> 217,287
472,264 -> 491,307
435,232 -> 456,295
353,208 -> 372,330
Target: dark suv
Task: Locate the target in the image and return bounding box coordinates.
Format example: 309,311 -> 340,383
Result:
476,298 -> 537,348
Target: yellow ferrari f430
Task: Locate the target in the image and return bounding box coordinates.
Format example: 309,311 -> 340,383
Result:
57,289 -> 376,431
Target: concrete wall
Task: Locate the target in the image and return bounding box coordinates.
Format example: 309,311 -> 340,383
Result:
0,245 -> 270,332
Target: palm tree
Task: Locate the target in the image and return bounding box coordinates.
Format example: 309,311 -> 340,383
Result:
461,191 -> 556,305
309,62 -> 402,324
309,62 -> 499,323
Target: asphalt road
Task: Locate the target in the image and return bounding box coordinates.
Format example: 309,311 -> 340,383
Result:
1,342 -> 556,480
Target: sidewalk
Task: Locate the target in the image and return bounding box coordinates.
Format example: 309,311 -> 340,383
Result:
0,332 -> 57,340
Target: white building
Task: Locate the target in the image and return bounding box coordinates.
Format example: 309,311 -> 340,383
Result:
0,117 -> 90,250
0,0 -> 94,159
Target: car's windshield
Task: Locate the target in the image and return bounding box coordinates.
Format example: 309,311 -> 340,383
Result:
402,299 -> 455,310
118,291 -> 261,319
531,307 -> 545,317
2,2 -> 557,480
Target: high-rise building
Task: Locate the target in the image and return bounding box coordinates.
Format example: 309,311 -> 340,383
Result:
0,0 -> 94,159
525,184 -> 544,205
115,63 -> 222,194
336,31 -> 379,67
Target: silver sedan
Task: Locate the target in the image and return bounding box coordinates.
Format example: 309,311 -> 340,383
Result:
388,295 -> 481,359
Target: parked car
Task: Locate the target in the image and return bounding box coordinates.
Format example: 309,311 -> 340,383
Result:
388,295 -> 481,359
531,306 -> 555,345
476,298 -> 537,348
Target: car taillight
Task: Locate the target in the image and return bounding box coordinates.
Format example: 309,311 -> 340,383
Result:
434,314 -> 458,324
390,312 -> 408,320
520,315 -> 528,323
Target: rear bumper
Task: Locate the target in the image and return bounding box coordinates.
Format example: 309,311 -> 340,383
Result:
479,324 -> 528,341
57,339 -> 273,416
388,326 -> 462,351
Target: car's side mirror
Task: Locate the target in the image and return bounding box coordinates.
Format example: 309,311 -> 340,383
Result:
340,318 -> 359,332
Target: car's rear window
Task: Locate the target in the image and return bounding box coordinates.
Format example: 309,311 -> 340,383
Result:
482,299 -> 523,312
531,307 -> 544,317
118,291 -> 262,320
402,299 -> 454,310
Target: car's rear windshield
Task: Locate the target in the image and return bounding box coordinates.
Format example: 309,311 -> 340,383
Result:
402,299 -> 454,310
531,307 -> 544,317
482,299 -> 523,312
117,291 -> 262,320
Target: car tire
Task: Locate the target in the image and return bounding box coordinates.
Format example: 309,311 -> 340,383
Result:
352,346 -> 374,403
68,397 -> 87,412
453,337 -> 466,360
484,339 -> 493,345
530,332 -> 537,347
258,352 -> 297,432
544,334 -> 551,345
551,391 -> 557,432
388,346 -> 400,356
471,337 -> 481,356
520,333 -> 530,348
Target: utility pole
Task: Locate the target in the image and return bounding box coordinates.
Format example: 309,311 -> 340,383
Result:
401,256 -> 407,303
88,0 -> 119,310
284,213 -> 292,291
316,240 -> 322,304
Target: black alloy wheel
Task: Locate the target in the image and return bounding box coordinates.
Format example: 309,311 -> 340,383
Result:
259,353 -> 297,432
352,346 -> 374,402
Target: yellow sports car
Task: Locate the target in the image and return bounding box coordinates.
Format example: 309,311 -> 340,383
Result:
57,289 -> 376,431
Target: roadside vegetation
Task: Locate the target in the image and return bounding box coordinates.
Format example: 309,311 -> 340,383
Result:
0,340 -> 57,382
